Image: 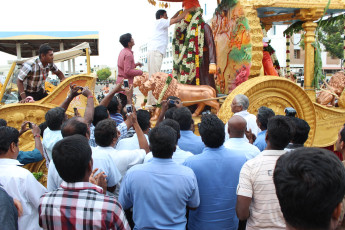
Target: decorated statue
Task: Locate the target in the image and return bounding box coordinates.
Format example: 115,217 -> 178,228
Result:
172,0 -> 217,89
134,73 -> 219,118
317,71 -> 345,107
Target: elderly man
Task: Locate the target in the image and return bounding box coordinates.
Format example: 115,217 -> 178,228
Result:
17,44 -> 65,101
225,94 -> 260,141
224,115 -> 260,160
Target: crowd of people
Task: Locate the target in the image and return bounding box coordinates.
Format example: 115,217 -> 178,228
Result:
1,81 -> 345,230
1,6 -> 345,230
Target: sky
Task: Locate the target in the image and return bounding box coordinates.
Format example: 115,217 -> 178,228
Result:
0,0 -> 217,68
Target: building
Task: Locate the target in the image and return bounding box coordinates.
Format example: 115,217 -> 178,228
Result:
267,25 -> 342,78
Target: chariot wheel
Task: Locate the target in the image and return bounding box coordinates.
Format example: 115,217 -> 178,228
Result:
218,76 -> 316,146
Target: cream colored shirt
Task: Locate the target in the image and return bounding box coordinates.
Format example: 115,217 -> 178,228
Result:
237,150 -> 286,230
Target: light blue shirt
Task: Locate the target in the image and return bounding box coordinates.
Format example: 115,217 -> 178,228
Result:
178,130 -> 205,155
119,158 -> 200,230
183,146 -> 247,230
144,146 -> 194,164
253,130 -> 267,151
224,138 -> 261,160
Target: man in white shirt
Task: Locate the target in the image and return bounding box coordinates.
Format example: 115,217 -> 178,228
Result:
225,94 -> 260,141
224,115 -> 260,160
146,8 -> 193,105
47,117 -> 122,194
94,115 -> 150,197
145,119 -> 193,164
0,126 -> 47,230
116,110 -> 150,150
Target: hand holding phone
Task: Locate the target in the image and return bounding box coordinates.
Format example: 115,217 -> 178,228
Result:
126,104 -> 133,114
124,79 -> 129,88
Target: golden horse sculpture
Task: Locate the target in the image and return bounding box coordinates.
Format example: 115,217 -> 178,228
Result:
134,72 -> 220,119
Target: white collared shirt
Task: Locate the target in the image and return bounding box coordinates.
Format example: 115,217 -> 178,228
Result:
116,133 -> 149,151
42,128 -> 63,163
144,146 -> 194,164
147,18 -> 170,55
47,146 -> 122,192
0,158 -> 47,230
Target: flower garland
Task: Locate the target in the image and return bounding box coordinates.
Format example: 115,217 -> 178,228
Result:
172,8 -> 205,85
156,74 -> 173,107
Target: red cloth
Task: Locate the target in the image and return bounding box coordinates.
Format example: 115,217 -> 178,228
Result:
117,48 -> 143,85
322,145 -> 343,161
262,51 -> 278,76
183,0 -> 200,9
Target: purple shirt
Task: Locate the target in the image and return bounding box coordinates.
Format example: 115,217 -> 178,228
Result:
117,48 -> 143,85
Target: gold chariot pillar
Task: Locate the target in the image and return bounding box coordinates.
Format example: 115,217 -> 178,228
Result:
297,9 -> 324,102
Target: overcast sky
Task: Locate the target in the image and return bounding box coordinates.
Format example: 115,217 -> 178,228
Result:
0,0 -> 217,68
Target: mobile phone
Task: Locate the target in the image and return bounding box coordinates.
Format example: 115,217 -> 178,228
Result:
169,100 -> 175,105
28,122 -> 33,129
73,107 -> 78,116
124,79 -> 129,88
126,104 -> 133,114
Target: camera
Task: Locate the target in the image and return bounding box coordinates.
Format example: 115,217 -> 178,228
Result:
28,122 -> 33,129
284,107 -> 297,117
126,104 -> 133,114
124,79 -> 129,88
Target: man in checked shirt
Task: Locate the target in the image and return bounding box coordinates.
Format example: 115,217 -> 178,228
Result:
17,43 -> 65,101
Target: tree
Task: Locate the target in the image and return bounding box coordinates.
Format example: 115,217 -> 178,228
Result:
97,67 -> 112,81
318,20 -> 343,61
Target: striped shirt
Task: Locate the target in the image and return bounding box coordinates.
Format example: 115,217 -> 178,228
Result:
18,58 -> 59,93
39,182 -> 130,230
237,150 -> 286,230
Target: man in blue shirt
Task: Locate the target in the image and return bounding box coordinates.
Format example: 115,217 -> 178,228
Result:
253,106 -> 275,151
224,115 -> 260,160
173,107 -> 205,155
119,125 -> 200,229
184,114 -> 247,230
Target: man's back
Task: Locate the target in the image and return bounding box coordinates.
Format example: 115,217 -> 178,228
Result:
119,158 -> 199,229
183,146 -> 247,230
224,138 -> 260,160
237,150 -> 286,230
178,130 -> 205,155
42,127 -> 63,162
39,182 -> 130,230
0,159 -> 47,230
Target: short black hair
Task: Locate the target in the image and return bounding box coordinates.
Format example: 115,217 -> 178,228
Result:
0,119 -> 7,127
61,117 -> 88,138
38,122 -> 47,138
266,115 -> 292,150
159,119 -> 180,142
107,96 -> 121,115
172,107 -> 193,130
137,110 -> 151,131
52,135 -> 92,182
45,107 -> 66,130
119,33 -> 132,48
257,106 -> 275,130
290,117 -> 310,145
0,126 -> 19,155
340,124 -> 345,143
156,9 -> 167,19
165,107 -> 177,119
274,147 -> 345,230
199,114 -> 225,148
149,125 -> 176,158
39,43 -> 53,57
92,105 -> 109,127
95,119 -> 117,147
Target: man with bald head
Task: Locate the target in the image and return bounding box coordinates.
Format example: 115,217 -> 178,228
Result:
224,115 -> 260,160
225,94 -> 260,141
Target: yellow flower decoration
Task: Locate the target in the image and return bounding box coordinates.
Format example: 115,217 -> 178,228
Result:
196,78 -> 200,85
195,55 -> 199,67
185,14 -> 192,22
180,34 -> 184,40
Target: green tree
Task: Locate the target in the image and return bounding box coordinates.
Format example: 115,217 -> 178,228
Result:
318,20 -> 344,61
97,67 -> 111,81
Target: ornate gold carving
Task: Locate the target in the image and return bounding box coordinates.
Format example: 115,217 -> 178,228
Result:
251,0 -> 345,10
260,13 -> 296,24
218,76 -> 316,146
